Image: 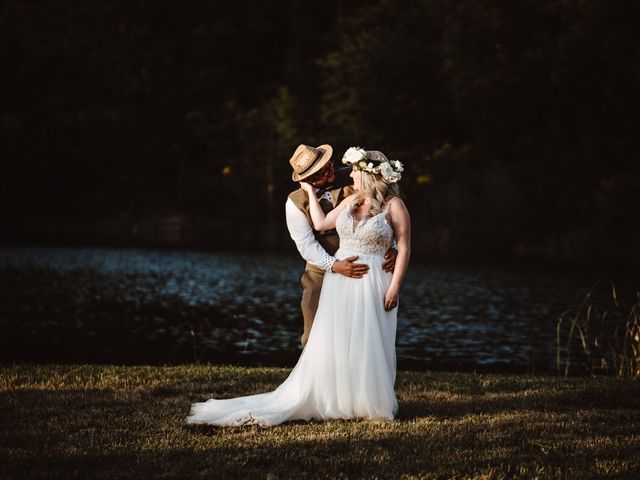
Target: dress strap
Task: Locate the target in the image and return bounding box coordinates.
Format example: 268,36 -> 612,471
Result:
382,198 -> 395,225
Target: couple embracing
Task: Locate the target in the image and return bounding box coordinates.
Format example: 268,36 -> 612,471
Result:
187,143 -> 411,426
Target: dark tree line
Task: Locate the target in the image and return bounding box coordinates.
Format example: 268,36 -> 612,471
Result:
2,0 -> 639,263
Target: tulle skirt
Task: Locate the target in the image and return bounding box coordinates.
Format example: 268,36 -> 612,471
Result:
186,253 -> 398,426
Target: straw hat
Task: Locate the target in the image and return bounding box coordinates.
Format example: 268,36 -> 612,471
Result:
289,144 -> 333,181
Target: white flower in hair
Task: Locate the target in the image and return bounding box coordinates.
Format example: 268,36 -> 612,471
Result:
343,146 -> 404,182
378,161 -> 403,182
379,161 -> 394,178
342,147 -> 366,165
387,171 -> 401,183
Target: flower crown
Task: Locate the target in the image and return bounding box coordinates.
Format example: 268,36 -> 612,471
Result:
341,147 -> 404,183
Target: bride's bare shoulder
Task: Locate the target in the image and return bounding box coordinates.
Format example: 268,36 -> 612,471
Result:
386,197 -> 409,218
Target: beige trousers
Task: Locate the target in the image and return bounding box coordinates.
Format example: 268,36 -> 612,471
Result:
300,267 -> 326,346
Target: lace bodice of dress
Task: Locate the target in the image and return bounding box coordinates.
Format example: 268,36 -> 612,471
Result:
335,203 -> 394,258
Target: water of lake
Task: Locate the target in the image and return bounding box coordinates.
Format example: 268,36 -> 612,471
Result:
0,247 -> 636,372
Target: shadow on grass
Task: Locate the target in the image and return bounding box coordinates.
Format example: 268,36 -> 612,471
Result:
0,439 -> 585,479
396,386 -> 640,421
4,411 -> 639,479
2,371 -> 640,479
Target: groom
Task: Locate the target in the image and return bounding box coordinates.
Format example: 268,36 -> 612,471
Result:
286,143 -> 398,346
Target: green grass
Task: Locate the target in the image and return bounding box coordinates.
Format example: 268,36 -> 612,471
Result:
1,365 -> 639,479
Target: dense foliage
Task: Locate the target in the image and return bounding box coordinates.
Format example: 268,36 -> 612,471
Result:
2,0 -> 639,262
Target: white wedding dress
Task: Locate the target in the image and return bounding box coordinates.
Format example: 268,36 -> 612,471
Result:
187,203 -> 398,426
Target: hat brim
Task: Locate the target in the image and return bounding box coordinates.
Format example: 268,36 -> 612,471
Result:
291,144 -> 333,181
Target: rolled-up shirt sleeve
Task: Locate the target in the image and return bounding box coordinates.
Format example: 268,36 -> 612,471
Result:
285,198 -> 336,271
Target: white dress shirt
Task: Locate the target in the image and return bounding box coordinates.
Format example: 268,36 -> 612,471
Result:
285,190 -> 337,271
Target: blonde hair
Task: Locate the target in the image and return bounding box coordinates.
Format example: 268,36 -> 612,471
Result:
353,171 -> 400,217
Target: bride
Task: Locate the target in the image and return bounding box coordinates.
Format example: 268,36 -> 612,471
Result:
187,147 -> 411,426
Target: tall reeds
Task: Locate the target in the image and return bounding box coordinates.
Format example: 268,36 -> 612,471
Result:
556,281 -> 640,379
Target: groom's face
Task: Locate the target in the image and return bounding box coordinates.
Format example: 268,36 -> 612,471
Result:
307,160 -> 336,188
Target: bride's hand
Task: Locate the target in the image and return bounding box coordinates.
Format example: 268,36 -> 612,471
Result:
299,181 -> 317,195
384,285 -> 399,311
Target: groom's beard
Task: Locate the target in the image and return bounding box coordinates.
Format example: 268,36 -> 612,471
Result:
314,167 -> 354,196
314,181 -> 335,197
311,175 -> 336,194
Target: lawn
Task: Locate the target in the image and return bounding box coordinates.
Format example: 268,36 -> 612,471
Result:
1,365 -> 639,479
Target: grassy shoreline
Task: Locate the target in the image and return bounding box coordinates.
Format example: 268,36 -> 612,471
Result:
1,365 -> 639,479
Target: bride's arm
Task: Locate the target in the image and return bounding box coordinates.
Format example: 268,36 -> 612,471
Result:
300,182 -> 356,231
384,197 -> 411,311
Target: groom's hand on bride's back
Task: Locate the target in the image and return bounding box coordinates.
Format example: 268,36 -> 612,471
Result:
382,248 -> 398,273
331,256 -> 369,278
